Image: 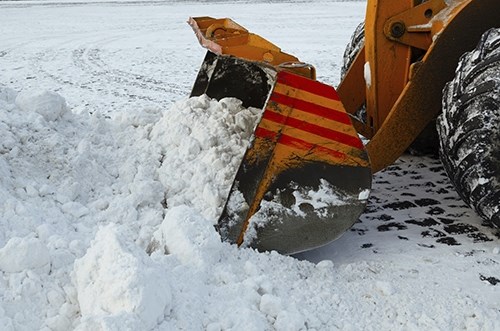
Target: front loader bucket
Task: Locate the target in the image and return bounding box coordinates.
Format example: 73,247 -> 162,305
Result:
189,17 -> 372,254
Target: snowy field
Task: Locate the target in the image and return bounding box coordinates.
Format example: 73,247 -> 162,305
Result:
0,1 -> 499,330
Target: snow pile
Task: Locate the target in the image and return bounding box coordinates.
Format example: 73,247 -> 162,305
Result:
149,96 -> 261,221
0,87 -> 264,330
1,83 -> 500,330
15,90 -> 69,122
146,206 -> 310,331
0,237 -> 50,273
73,224 -> 172,330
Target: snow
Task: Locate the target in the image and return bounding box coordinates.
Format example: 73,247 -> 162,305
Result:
1,1 -> 499,330
151,96 -> 262,221
364,61 -> 371,88
0,237 -> 51,273
74,224 -> 172,331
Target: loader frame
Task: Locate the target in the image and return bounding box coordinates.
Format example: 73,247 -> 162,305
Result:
338,0 -> 499,172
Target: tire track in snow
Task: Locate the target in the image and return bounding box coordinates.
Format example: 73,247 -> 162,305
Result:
358,155 -> 499,248
84,46 -> 184,94
298,154 -> 500,288
66,35 -> 184,104
5,32 -> 189,112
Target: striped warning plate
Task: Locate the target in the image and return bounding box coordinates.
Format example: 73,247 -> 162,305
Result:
255,70 -> 368,167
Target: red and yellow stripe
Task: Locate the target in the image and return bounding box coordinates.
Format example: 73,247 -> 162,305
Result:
236,70 -> 370,245
254,70 -> 368,167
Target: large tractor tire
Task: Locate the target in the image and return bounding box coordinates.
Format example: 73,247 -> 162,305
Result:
340,22 -> 365,81
340,22 -> 367,124
437,28 -> 500,227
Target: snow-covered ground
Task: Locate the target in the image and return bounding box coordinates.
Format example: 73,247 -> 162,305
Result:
0,1 -> 499,330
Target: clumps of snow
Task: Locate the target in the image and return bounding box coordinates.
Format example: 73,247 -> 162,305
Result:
73,224 -> 172,330
148,205 -> 223,266
358,188 -> 370,200
0,237 -> 50,273
150,95 -> 262,221
15,89 -> 69,122
290,179 -> 356,216
145,206 -> 311,331
2,87 -> 335,330
1,86 -> 499,331
0,87 -> 264,330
